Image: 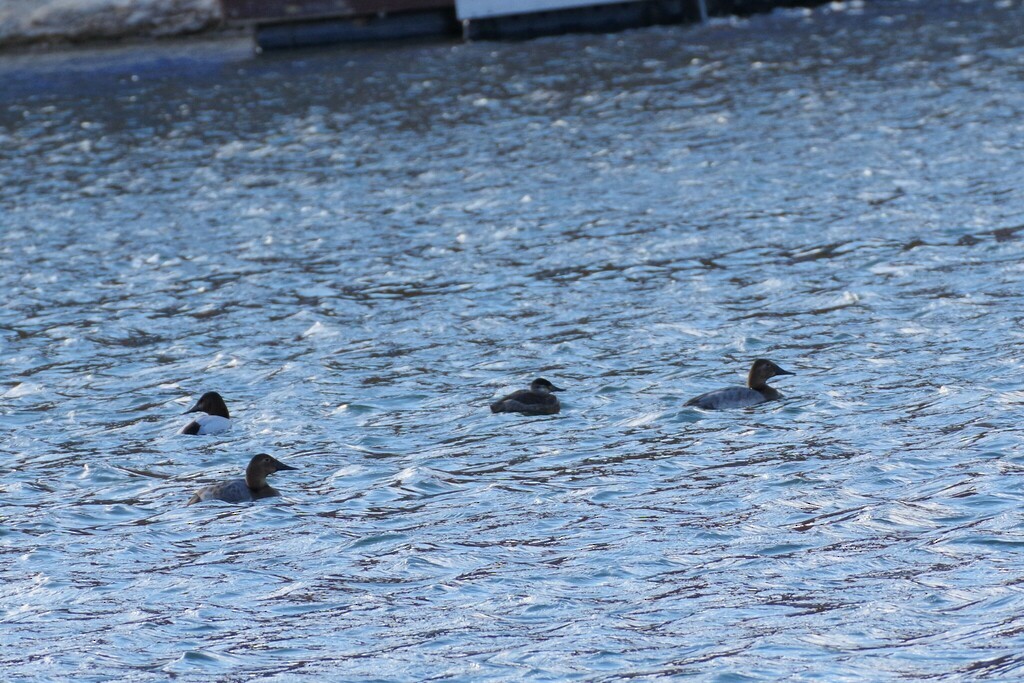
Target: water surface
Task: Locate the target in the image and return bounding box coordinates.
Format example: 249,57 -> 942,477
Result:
3,0 -> 1024,679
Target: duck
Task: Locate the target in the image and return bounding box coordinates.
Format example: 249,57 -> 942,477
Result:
686,359 -> 794,410
179,391 -> 231,435
187,453 -> 297,505
490,378 -> 564,415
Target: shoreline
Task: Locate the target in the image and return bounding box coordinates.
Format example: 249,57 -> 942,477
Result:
0,25 -> 250,57
0,0 -> 851,55
0,0 -> 224,53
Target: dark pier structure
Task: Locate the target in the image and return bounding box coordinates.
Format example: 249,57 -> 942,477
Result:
219,0 -> 844,49
221,0 -> 460,49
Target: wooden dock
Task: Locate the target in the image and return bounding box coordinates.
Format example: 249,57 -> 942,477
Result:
220,0 -> 839,49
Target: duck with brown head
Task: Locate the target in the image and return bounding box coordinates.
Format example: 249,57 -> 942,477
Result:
187,454 -> 297,505
686,359 -> 794,410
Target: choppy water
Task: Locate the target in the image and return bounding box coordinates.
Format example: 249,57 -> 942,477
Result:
4,0 -> 1024,679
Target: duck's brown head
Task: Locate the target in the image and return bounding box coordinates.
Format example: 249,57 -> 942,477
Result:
747,359 -> 794,390
245,453 -> 297,489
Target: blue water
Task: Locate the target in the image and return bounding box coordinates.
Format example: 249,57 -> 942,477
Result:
3,0 -> 1024,679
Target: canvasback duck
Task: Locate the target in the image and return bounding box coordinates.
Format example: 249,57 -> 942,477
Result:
179,391 -> 231,435
490,378 -> 564,415
686,359 -> 794,410
187,453 -> 297,505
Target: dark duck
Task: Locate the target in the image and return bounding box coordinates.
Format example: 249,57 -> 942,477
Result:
490,378 -> 564,416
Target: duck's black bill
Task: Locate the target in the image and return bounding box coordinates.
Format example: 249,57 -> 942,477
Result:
776,368 -> 795,376
274,460 -> 298,471
183,401 -> 201,414
551,386 -> 565,392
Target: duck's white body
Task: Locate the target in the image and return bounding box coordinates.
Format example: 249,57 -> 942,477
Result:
180,414 -> 231,435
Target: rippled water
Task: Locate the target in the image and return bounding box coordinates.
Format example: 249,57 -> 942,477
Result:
4,0 -> 1024,679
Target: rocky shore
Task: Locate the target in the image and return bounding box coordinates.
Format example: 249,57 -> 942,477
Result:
0,0 -> 222,49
